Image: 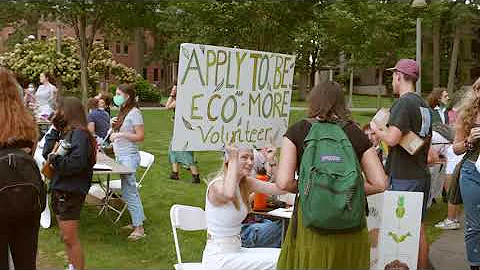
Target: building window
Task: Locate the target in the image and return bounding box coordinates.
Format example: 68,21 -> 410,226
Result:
123,44 -> 129,55
40,35 -> 47,41
153,68 -> 159,81
115,42 -> 121,54
143,68 -> 147,79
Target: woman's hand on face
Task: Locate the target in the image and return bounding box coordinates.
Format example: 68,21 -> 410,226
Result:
468,127 -> 480,143
225,144 -> 239,162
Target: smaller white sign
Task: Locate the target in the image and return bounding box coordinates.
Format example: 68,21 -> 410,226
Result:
367,191 -> 424,270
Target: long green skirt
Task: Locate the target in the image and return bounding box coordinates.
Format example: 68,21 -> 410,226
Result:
277,205 -> 370,270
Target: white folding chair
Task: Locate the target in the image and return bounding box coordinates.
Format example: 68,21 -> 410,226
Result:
170,204 -> 207,270
101,151 -> 155,223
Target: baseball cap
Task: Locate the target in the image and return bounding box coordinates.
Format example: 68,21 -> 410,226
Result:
387,59 -> 419,80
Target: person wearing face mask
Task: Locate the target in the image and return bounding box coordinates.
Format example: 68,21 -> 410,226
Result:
42,97 -> 97,270
35,72 -> 57,120
202,145 -> 286,270
110,84 -> 146,241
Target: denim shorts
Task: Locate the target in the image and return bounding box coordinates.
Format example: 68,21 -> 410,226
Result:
51,190 -> 86,221
389,178 -> 430,220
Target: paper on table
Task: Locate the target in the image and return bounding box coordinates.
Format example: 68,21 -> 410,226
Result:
268,208 -> 293,219
93,163 -> 112,171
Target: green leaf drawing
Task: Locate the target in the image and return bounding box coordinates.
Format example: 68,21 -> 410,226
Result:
181,47 -> 190,60
388,232 -> 411,243
182,141 -> 189,150
395,196 -> 406,218
182,116 -> 194,130
214,78 -> 224,92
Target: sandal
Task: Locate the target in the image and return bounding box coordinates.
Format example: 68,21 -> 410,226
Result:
128,231 -> 146,241
120,224 -> 134,231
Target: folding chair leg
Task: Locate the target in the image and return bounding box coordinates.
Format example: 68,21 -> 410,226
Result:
114,204 -> 128,223
99,190 -> 114,216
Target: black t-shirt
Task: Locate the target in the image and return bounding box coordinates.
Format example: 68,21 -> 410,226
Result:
285,119 -> 373,170
386,92 -> 432,181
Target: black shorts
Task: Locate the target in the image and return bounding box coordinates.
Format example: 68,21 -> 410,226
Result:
51,190 -> 86,221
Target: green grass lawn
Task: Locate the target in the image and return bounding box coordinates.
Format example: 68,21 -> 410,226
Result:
38,108 -> 446,268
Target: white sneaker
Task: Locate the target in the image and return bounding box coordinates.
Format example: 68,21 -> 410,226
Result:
435,218 -> 461,230
65,264 -> 75,270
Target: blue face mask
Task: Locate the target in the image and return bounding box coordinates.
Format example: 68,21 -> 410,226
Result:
113,95 -> 125,107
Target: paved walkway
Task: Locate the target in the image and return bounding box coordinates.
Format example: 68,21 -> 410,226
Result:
430,219 -> 469,270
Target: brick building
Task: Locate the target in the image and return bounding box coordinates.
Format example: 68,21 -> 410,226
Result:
0,21 -> 178,90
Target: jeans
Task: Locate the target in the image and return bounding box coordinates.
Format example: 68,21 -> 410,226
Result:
0,211 -> 40,270
240,219 -> 282,248
460,160 -> 480,266
117,153 -> 145,227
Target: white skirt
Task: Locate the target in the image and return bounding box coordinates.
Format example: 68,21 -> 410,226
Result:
202,235 -> 280,270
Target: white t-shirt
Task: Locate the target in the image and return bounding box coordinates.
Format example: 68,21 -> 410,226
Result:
35,83 -> 56,117
113,108 -> 144,156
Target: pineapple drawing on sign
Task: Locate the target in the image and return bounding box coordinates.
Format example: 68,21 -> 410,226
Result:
396,196 -> 406,219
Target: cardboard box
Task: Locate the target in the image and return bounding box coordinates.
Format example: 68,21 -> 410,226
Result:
399,131 -> 426,155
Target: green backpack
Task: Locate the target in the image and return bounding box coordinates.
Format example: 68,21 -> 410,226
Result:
298,120 -> 366,232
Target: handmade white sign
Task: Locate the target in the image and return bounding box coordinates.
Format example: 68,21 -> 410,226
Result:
367,191 -> 424,270
171,43 -> 295,151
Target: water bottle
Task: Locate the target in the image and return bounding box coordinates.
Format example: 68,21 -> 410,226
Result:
55,140 -> 72,156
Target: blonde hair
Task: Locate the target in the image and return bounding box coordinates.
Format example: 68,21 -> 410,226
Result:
457,77 -> 480,137
209,150 -> 253,211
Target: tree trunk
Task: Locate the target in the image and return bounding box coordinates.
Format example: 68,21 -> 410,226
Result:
348,67 -> 354,108
463,33 -> 472,85
447,26 -> 461,95
298,71 -> 308,101
78,14 -> 89,107
377,65 -> 383,109
309,50 -> 317,88
134,27 -> 145,75
432,20 -> 440,88
55,20 -> 63,92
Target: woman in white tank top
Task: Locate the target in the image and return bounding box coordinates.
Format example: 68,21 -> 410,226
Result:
202,146 -> 286,270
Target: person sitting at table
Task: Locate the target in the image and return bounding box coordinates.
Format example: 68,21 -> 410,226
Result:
86,97 -> 111,144
43,97 -> 96,270
202,145 -> 286,270
95,91 -> 113,116
240,147 -> 283,249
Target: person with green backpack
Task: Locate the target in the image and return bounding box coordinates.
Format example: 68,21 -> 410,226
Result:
276,81 -> 387,269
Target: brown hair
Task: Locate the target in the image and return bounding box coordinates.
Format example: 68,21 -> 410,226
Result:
99,91 -> 112,107
307,81 -> 351,122
113,84 -> 138,131
57,97 -> 97,165
427,88 -> 445,109
87,97 -> 99,111
42,72 -> 56,85
457,77 -> 480,137
0,67 -> 38,147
